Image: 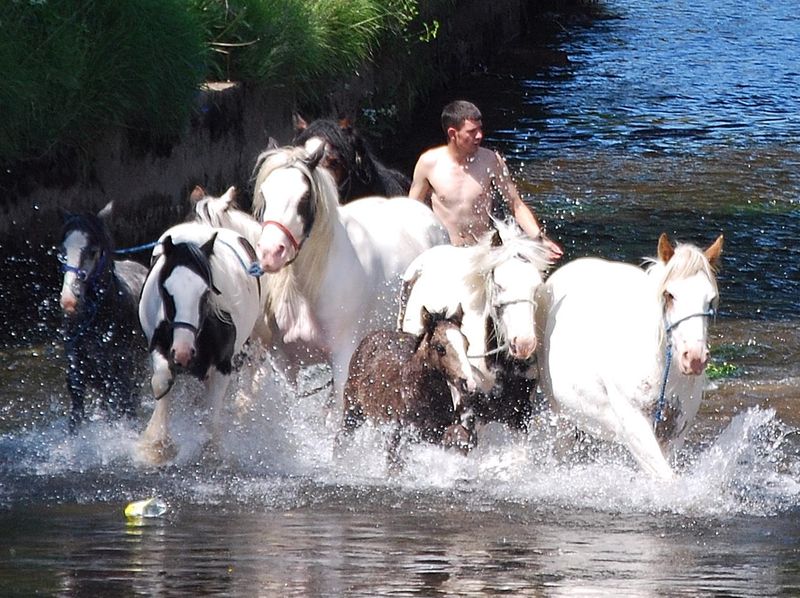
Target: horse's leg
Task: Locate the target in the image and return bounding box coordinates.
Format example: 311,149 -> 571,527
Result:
65,348 -> 86,433
137,352 -> 176,465
203,368 -> 231,454
609,391 -> 675,480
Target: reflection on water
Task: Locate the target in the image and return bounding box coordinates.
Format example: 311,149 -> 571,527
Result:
3,0 -> 800,594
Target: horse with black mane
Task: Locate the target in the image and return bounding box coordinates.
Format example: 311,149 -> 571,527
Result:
292,113 -> 411,203
58,207 -> 149,431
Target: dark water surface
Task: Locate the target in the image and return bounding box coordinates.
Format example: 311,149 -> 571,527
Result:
3,0 -> 800,595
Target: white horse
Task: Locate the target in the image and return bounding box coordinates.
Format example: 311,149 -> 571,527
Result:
398,220 -> 552,431
250,144 -> 449,406
535,233 -> 724,479
137,221 -> 268,464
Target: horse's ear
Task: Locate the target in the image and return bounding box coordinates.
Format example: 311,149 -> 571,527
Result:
420,306 -> 434,333
266,136 -> 280,150
162,235 -> 174,254
704,234 -> 724,269
338,117 -> 353,132
189,186 -> 206,205
306,142 -> 325,171
657,233 -> 674,262
97,201 -> 114,221
451,303 -> 464,327
491,230 -> 503,248
201,232 -> 217,257
292,113 -> 308,132
221,186 -> 238,208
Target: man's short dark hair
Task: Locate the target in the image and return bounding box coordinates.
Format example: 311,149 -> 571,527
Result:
441,100 -> 482,133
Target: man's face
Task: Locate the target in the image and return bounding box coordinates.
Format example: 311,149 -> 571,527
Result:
450,118 -> 483,155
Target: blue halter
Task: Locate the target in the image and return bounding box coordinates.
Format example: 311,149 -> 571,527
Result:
653,308 -> 716,428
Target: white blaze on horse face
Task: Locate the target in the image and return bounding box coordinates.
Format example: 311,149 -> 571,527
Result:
664,271 -> 716,376
59,230 -> 90,314
444,326 -> 477,397
163,266 -> 208,368
256,169 -> 309,272
492,255 -> 541,360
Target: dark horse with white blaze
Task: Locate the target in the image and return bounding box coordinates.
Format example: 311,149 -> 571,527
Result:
292,114 -> 411,203
341,306 -> 478,463
58,208 -> 148,431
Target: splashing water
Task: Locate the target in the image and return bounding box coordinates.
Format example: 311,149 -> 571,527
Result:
2,349 -> 798,519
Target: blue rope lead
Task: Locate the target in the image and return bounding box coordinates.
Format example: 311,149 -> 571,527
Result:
113,240 -> 159,255
653,308 -> 716,430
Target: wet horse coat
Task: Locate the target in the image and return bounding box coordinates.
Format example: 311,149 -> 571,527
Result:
250,144 -> 449,407
535,233 -> 723,479
399,220 -> 552,435
137,222 -> 267,463
342,307 -> 477,459
58,210 -> 148,430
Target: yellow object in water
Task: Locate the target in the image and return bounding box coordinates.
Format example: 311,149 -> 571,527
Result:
124,497 -> 167,519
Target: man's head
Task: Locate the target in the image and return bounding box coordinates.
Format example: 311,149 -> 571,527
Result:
441,100 -> 483,155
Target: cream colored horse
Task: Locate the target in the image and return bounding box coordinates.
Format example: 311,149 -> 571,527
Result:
536,233 -> 723,479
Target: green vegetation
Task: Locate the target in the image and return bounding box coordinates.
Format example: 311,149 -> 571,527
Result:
0,0 -> 443,165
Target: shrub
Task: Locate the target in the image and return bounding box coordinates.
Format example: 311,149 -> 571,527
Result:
0,0 -> 207,163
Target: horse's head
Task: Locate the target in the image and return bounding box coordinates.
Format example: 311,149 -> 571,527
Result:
481,222 -> 551,361
187,185 -> 238,226
419,305 -> 477,409
655,233 -> 723,376
251,144 -> 336,273
293,114 -> 362,194
58,210 -> 113,316
156,234 -> 218,369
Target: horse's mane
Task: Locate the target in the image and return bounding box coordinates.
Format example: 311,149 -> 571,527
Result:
158,225 -> 252,326
293,119 -> 359,173
250,146 -> 339,338
461,219 -> 552,346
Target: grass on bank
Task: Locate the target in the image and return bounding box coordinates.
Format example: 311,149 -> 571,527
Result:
0,0 -> 437,166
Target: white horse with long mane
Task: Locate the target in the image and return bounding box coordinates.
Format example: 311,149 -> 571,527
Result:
250,144 -> 449,404
399,220 -> 552,430
535,233 -> 723,479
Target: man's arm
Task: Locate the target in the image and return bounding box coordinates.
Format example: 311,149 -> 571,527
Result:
408,153 -> 433,206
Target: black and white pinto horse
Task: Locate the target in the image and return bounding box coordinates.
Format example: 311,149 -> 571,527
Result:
58,209 -> 148,431
137,222 -> 267,464
292,114 -> 410,203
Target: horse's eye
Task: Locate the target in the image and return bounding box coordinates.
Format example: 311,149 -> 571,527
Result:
435,344 -> 447,356
663,290 -> 674,305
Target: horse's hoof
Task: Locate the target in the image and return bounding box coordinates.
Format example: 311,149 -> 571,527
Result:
135,438 -> 177,466
442,424 -> 476,455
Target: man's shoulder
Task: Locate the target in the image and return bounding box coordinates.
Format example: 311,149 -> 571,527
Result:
417,145 -> 447,164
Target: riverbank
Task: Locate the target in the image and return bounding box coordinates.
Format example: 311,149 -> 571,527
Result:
1,0 -> 555,249
1,0 -> 582,345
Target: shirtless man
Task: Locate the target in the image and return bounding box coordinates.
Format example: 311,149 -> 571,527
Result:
409,100 -> 563,259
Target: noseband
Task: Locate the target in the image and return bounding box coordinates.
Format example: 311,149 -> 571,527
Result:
262,220 -> 301,253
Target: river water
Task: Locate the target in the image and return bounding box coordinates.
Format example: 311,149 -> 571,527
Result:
2,1 -> 800,595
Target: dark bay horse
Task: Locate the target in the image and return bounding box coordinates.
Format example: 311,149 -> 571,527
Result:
340,306 -> 477,464
292,114 -> 411,203
58,210 -> 149,431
